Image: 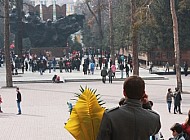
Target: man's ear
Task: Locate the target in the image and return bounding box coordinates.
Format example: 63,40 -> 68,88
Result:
123,90 -> 126,97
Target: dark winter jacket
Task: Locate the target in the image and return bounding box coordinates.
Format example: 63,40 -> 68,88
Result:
101,68 -> 108,77
97,99 -> 161,140
17,91 -> 21,102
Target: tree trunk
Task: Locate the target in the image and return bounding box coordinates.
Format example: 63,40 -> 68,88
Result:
108,0 -> 115,63
15,0 -> 23,58
97,0 -> 103,57
131,0 -> 139,75
170,0 -> 182,92
4,0 -> 13,87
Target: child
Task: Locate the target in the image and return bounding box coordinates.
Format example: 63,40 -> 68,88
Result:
55,75 -> 60,83
52,75 -> 60,83
169,123 -> 185,140
0,95 -> 3,113
67,102 -> 73,114
52,75 -> 57,83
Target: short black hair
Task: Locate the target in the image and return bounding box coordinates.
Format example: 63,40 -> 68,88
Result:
170,123 -> 183,134
123,76 -> 145,100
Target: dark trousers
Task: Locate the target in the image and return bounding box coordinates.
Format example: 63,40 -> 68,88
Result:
174,104 -> 181,113
102,76 -> 106,83
108,76 -> 112,83
184,70 -> 188,76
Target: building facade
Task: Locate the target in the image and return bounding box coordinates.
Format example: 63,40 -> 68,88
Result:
27,0 -> 83,46
30,0 -> 75,15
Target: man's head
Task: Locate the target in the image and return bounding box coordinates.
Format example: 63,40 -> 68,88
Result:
16,87 -> 19,92
170,123 -> 183,136
123,76 -> 145,100
168,88 -> 171,92
175,87 -> 179,91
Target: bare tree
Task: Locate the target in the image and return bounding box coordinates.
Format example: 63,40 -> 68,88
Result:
108,0 -> 115,63
170,0 -> 182,91
131,0 -> 139,75
15,0 -> 23,58
4,0 -> 13,87
85,0 -> 104,56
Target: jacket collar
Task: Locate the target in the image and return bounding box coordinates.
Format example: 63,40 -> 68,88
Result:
124,99 -> 142,107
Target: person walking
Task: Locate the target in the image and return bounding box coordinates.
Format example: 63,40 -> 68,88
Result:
25,60 -> 28,72
149,62 -> 153,73
166,88 -> 173,113
16,87 -> 22,115
125,62 -> 130,78
129,59 -> 133,72
173,87 -> 182,114
52,58 -> 57,72
90,61 -> 95,75
107,68 -> 113,83
101,67 -> 108,83
165,62 -> 170,72
38,60 -> 44,75
83,62 -> 88,75
111,63 -> 116,78
48,60 -> 52,73
97,76 -> 161,140
99,57 -> 102,70
119,62 -> 124,79
184,62 -> 188,76
58,58 -> 64,73
0,95 -> 3,113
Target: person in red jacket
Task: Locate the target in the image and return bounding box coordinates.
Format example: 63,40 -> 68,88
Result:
182,109 -> 190,137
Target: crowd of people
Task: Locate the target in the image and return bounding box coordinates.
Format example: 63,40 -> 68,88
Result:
10,53 -> 83,75
1,50 -> 190,139
6,50 -> 134,84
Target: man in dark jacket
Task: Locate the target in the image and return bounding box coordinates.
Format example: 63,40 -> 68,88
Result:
59,58 -> 64,73
16,87 -> 22,115
125,62 -> 130,78
173,87 -> 182,114
119,62 -> 124,78
97,76 -> 161,140
184,62 -> 188,76
101,67 -> 108,83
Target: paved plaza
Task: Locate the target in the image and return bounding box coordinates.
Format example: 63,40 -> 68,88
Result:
0,65 -> 190,140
